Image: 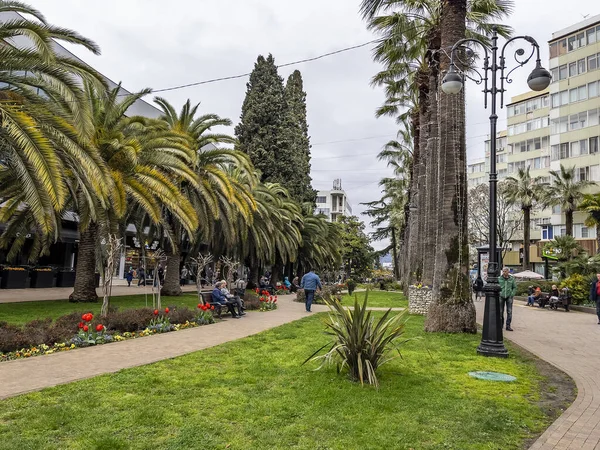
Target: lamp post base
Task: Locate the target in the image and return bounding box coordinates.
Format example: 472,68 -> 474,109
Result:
477,341 -> 508,358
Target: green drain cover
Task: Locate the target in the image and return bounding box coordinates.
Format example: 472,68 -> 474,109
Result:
468,371 -> 516,382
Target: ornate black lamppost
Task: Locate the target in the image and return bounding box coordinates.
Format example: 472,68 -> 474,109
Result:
441,28 -> 551,357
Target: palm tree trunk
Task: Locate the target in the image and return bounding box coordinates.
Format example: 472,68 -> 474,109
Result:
161,245 -> 182,296
425,0 -> 476,333
391,226 -> 400,280
566,209 -> 574,237
423,49 -> 440,285
523,206 -> 531,270
596,222 -> 600,254
71,222 -> 99,303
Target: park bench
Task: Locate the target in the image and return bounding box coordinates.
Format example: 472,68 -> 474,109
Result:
200,291 -> 245,318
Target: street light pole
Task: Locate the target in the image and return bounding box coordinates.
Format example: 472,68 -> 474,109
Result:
441,27 -> 551,358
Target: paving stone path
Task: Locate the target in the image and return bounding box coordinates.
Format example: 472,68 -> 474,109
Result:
475,301 -> 600,450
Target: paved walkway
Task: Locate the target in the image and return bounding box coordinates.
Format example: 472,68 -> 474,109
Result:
0,284 -> 198,303
0,294 -> 328,399
475,301 -> 600,450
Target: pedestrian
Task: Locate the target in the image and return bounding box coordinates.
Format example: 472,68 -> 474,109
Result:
498,267 -> 517,331
300,268 -> 322,313
180,266 -> 188,287
527,285 -> 535,306
589,273 -> 600,325
473,277 -> 484,301
125,269 -> 134,287
234,276 -> 247,297
137,266 -> 146,286
157,265 -> 165,286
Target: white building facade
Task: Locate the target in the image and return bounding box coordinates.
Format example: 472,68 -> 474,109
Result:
315,179 -> 352,222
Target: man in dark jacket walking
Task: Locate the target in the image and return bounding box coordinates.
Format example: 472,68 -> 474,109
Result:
590,273 -> 600,324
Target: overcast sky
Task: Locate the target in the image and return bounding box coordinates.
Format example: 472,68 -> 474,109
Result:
31,0 -> 598,250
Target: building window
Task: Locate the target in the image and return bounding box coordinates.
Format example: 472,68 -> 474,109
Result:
316,196 -> 326,204
569,62 -> 577,77
591,137 -> 599,154
568,35 -> 577,51
582,227 -> 589,239
590,81 -> 599,98
542,225 -> 553,240
550,42 -> 558,58
578,58 -> 586,75
559,38 -> 567,55
589,109 -> 599,126
559,64 -> 568,80
588,28 -> 597,45
588,54 -> 598,71
550,67 -> 558,82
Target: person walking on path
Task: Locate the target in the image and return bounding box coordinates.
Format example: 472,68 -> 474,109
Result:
499,267 -> 517,331
301,269 -> 322,313
473,277 -> 484,301
589,273 -> 600,324
180,267 -> 188,287
137,267 -> 146,286
125,269 -> 134,287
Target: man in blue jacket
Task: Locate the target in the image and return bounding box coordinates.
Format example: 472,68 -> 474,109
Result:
212,282 -> 239,318
590,273 -> 600,324
301,269 -> 322,312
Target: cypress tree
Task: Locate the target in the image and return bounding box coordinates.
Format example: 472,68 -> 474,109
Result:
235,54 -> 290,187
285,70 -> 316,205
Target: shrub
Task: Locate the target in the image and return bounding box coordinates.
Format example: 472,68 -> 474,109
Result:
243,290 -> 261,310
304,291 -> 407,387
295,285 -> 342,305
561,274 -> 589,305
515,281 -> 554,296
165,305 -> 195,324
0,323 -> 29,353
346,279 -> 357,295
103,308 -> 155,332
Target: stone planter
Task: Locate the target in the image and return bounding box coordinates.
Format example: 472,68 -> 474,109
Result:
30,270 -> 54,288
408,286 -> 433,315
0,269 -> 28,289
56,271 -> 76,287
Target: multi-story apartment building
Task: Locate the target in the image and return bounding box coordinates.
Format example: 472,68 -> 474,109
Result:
315,179 -> 352,222
548,14 -> 600,247
467,15 -> 600,272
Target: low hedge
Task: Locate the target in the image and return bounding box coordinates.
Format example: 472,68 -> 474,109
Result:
0,305 -> 200,354
295,285 -> 342,305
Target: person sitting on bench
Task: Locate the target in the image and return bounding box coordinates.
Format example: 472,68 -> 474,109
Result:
212,282 -> 240,318
220,280 -> 245,316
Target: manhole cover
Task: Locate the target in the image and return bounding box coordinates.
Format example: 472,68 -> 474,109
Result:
468,371 -> 516,382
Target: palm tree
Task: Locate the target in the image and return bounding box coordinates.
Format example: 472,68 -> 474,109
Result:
578,193 -> 600,254
360,0 -> 514,290
0,1 -> 108,254
154,97 -> 256,295
71,85 -> 200,302
504,168 -> 543,269
544,164 -> 595,237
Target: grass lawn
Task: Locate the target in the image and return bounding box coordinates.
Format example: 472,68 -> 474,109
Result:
343,290 -> 407,308
0,313 -> 561,449
0,293 -> 203,326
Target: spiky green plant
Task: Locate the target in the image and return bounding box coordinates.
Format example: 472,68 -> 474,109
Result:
304,291 -> 407,387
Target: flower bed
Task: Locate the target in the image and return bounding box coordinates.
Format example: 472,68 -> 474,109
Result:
1,267 -> 28,289
254,289 -> 278,311
0,304 -> 216,362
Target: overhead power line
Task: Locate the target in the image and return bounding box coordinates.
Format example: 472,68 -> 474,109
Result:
139,39 -> 379,95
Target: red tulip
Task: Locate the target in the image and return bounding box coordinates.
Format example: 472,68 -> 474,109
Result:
197,304 -> 202,309
78,322 -> 84,329
274,298 -> 277,302
210,305 -> 215,310
83,325 -> 89,332
96,324 -> 104,332
154,309 -> 159,316
165,307 -> 170,314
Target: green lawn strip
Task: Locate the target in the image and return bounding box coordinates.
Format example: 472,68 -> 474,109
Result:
0,313 -> 551,449
0,294 -> 202,326
342,290 -> 408,308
